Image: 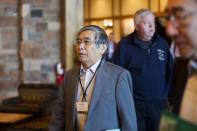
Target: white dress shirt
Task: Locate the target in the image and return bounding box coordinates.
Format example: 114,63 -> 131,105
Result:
76,59 -> 101,131
180,60 -> 197,124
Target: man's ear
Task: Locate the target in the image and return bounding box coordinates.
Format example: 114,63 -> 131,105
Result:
100,44 -> 107,55
135,24 -> 139,31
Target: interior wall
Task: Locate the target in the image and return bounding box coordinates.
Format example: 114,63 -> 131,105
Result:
90,0 -> 112,18
0,0 -> 62,99
0,0 -> 84,101
151,0 -> 159,12
21,0 -> 61,83
0,0 -> 19,98
65,0 -> 84,70
121,0 -> 148,15
161,0 -> 168,11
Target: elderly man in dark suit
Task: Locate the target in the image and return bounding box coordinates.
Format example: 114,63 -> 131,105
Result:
48,25 -> 137,131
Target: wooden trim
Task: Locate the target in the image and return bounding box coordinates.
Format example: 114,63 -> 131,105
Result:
119,0 -> 123,36
112,0 -> 115,32
18,0 -> 23,83
119,0 -> 123,37
88,0 -> 91,19
60,0 -> 66,68
112,0 -> 114,16
148,0 -> 151,10
158,0 -> 161,12
83,0 -> 85,23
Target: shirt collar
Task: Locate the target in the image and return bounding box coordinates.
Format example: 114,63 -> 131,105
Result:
80,59 -> 101,74
189,60 -> 197,71
187,59 -> 197,77
134,33 -> 153,49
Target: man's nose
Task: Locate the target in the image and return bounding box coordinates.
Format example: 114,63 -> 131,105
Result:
166,21 -> 179,37
78,42 -> 86,49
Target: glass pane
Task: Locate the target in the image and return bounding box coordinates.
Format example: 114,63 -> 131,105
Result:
151,0 -> 159,12
121,0 -> 148,15
161,0 -> 168,12
91,0 -> 112,18
122,18 -> 135,37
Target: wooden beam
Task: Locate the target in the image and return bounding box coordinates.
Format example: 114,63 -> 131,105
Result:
84,12 -> 165,22
63,0 -> 83,69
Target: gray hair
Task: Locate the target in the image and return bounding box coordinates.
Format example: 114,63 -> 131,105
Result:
134,9 -> 155,26
77,25 -> 109,47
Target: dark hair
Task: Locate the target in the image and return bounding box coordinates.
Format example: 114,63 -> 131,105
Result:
77,25 -> 109,47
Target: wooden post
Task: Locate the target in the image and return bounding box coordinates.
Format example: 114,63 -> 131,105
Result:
62,0 -> 83,70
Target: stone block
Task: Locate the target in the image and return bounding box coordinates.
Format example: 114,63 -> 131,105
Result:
23,43 -> 43,58
23,59 -> 41,71
0,6 -> 17,16
36,22 -> 47,32
0,69 -> 18,81
0,80 -> 18,90
48,22 -> 60,31
0,49 -> 17,55
0,54 -> 18,62
41,72 -> 55,83
0,64 -> 4,74
0,16 -> 18,27
23,18 -> 34,26
28,32 -> 43,41
2,41 -> 18,49
31,9 -> 43,18
23,0 -> 49,7
8,70 -> 18,80
43,31 -> 60,45
23,70 -> 41,83
1,29 -> 18,43
44,10 -> 59,20
49,0 -> 60,9
2,62 -> 19,70
41,64 -> 53,76
0,0 -> 17,5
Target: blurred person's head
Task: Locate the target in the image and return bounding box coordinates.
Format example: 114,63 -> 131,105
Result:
75,25 -> 108,69
166,0 -> 197,59
108,32 -> 115,41
134,9 -> 155,41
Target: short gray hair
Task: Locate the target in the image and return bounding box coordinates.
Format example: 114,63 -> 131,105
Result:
77,25 -> 109,47
134,9 -> 155,26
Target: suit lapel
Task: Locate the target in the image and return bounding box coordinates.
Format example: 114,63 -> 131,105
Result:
87,61 -> 106,119
65,67 -> 80,131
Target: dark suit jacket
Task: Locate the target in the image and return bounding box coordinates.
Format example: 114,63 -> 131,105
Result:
49,60 -> 137,131
170,58 -> 189,115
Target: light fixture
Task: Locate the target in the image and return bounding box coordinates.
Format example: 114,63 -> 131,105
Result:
103,19 -> 113,28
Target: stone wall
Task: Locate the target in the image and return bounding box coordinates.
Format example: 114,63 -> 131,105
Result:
0,0 -> 19,98
0,0 -> 61,99
21,0 -> 61,83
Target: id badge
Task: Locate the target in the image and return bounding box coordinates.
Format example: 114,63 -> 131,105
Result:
76,102 -> 89,112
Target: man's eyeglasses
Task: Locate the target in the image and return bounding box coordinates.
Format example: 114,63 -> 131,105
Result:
75,38 -> 95,46
165,9 -> 197,23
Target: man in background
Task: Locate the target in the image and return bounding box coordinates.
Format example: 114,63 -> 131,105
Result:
106,32 -> 117,61
166,0 -> 197,124
112,9 -> 173,131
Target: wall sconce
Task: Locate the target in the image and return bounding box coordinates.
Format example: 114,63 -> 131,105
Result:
103,19 -> 113,28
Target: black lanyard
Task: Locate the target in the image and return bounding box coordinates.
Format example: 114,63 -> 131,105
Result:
78,61 -> 101,101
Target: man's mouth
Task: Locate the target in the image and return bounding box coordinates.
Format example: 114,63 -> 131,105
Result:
78,53 -> 86,56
